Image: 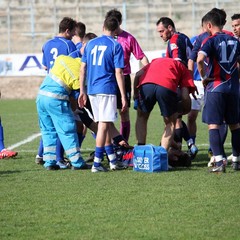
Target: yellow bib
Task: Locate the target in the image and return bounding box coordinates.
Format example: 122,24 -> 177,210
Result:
51,55 -> 81,90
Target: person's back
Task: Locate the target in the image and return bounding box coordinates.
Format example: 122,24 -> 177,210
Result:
42,37 -> 76,70
83,35 -> 123,95
138,58 -> 194,92
200,32 -> 240,93
42,17 -> 77,72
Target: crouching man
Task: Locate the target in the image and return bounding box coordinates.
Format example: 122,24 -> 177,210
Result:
134,58 -> 196,153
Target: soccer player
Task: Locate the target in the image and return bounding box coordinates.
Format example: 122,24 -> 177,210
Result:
36,17 -> 77,167
70,21 -> 86,58
79,16 -> 127,173
104,9 -> 149,142
227,13 -> 240,162
197,11 -> 240,173
42,17 -> 77,71
231,13 -> 240,40
36,55 -> 91,170
188,8 -> 234,166
134,57 -> 195,151
156,17 -> 197,158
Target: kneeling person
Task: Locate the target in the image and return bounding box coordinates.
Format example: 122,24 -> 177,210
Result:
134,58 -> 195,151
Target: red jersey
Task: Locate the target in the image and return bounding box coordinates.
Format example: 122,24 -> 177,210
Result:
138,58 -> 195,93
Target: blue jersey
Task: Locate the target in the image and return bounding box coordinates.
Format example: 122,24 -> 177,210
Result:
199,32 -> 240,93
76,42 -> 83,50
42,36 -> 77,72
166,32 -> 192,66
69,42 -> 83,58
82,35 -> 124,95
189,32 -> 209,61
190,35 -> 201,80
69,49 -> 81,58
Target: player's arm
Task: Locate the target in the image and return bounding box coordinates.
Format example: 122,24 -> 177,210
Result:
197,52 -> 214,87
133,68 -> 144,100
187,59 -> 194,76
115,68 -> 127,113
140,55 -> 149,67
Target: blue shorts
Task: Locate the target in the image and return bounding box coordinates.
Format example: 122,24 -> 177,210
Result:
202,91 -> 239,125
138,84 -> 178,117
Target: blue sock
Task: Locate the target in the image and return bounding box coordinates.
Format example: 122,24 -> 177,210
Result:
94,146 -> 104,167
56,137 -> 64,162
37,138 -> 44,157
219,123 -> 228,145
174,128 -> 182,144
105,145 -> 116,164
0,118 -> 5,151
190,136 -> 196,144
78,133 -> 84,148
91,132 -> 96,139
231,128 -> 240,157
209,129 -> 223,156
182,120 -> 191,142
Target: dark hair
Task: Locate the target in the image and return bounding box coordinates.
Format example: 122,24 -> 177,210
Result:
76,22 -> 86,39
59,17 -> 77,33
156,17 -> 175,29
202,11 -> 222,27
209,8 -> 227,26
105,9 -> 122,23
83,32 -> 97,42
231,13 -> 240,21
103,16 -> 119,32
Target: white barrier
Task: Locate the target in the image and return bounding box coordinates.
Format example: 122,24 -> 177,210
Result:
0,50 -> 166,77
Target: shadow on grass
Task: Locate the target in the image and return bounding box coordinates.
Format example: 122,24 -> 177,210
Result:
0,169 -> 42,175
0,170 -> 22,175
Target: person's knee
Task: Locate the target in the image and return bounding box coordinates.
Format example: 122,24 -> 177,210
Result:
188,110 -> 199,123
229,123 -> 240,131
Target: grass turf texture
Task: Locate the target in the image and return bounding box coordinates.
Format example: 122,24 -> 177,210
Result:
1,99 -> 240,240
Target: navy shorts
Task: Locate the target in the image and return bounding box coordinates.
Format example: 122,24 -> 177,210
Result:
117,74 -> 131,109
202,91 -> 239,125
138,83 -> 178,117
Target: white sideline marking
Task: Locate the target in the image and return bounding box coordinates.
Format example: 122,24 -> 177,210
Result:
8,133 -> 41,150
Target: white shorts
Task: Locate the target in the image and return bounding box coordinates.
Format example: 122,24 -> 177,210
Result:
191,80 -> 204,111
89,94 -> 118,122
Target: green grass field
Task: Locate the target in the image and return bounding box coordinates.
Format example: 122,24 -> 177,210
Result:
1,99 -> 240,240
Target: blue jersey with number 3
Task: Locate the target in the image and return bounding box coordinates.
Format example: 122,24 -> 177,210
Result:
81,35 -> 124,95
199,32 -> 240,93
42,36 -> 76,72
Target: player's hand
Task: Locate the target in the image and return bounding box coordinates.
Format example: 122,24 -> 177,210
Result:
78,92 -> 87,108
202,77 -> 214,88
191,85 -> 198,100
121,97 -> 128,113
133,99 -> 138,110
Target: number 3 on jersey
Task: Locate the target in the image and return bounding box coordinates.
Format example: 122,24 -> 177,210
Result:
91,45 -> 107,66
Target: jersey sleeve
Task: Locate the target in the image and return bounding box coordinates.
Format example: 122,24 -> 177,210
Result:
129,35 -> 145,60
114,43 -> 124,69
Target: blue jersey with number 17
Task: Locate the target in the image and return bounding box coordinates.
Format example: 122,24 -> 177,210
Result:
81,35 -> 124,95
42,36 -> 76,72
199,32 -> 240,93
